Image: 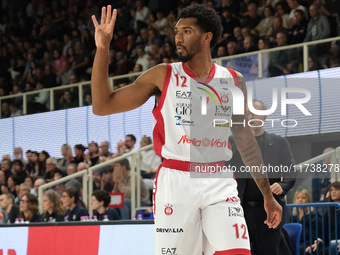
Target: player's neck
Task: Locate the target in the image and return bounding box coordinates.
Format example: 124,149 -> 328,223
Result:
185,53 -> 213,79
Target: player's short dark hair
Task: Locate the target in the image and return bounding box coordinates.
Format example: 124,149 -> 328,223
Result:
178,4 -> 222,48
92,190 -> 111,208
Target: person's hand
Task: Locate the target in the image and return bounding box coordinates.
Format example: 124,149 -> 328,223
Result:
337,242 -> 340,252
54,172 -> 62,180
306,243 -> 317,253
270,182 -> 283,195
91,6 -> 117,49
264,196 -> 282,228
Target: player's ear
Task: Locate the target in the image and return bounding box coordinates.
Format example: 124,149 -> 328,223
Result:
203,32 -> 213,45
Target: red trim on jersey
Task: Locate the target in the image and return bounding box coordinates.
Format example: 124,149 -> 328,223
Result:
162,159 -> 226,172
182,62 -> 216,84
214,248 -> 251,255
152,63 -> 172,157
153,164 -> 162,218
227,68 -> 239,88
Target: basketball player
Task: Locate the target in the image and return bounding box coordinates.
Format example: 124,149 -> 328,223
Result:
91,4 -> 282,255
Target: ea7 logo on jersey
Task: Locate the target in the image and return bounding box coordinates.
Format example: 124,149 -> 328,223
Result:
176,91 -> 192,99
161,248 -> 177,255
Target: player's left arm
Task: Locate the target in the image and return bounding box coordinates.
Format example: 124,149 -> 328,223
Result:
230,71 -> 282,228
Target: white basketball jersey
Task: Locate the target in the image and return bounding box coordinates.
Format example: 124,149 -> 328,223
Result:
153,62 -> 239,163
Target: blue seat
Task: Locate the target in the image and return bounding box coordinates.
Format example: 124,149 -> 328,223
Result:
284,223 -> 303,255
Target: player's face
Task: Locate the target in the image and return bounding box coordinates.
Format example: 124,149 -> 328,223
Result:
174,18 -> 203,62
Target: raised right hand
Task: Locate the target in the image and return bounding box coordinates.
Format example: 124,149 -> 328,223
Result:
91,5 -> 117,49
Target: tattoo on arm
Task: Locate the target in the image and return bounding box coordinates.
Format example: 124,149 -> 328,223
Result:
231,72 -> 272,198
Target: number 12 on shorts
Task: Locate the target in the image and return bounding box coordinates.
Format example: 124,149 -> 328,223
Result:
233,223 -> 248,239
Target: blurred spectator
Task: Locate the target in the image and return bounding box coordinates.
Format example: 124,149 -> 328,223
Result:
241,3 -> 262,28
12,159 -> 27,185
44,157 -> 64,183
7,176 -> 18,197
243,35 -> 257,52
39,190 -> 65,222
140,135 -> 161,179
25,151 -> 41,177
86,141 -> 100,167
220,7 -> 241,42
268,16 -> 289,46
24,176 -> 35,194
269,32 -> 292,76
99,141 -> 112,159
9,101 -> 22,117
39,150 -> 50,173
148,10 -> 168,35
77,162 -> 89,172
0,171 -> 5,193
275,1 -> 290,28
135,0 -> 150,31
288,9 -> 307,44
27,81 -> 50,114
61,187 -> 88,221
256,5 -> 275,37
13,147 -> 25,163
66,163 -> 77,176
308,55 -> 324,71
58,144 -> 74,171
125,134 -> 137,153
292,189 -> 322,255
15,183 -> 31,205
0,193 -> 19,223
19,193 -> 40,222
304,4 -> 331,55
135,45 -> 150,71
41,64 -> 57,88
1,158 -> 12,184
216,45 -> 227,58
58,90 -> 77,110
1,101 -> 11,118
287,0 -> 308,28
100,165 -> 114,193
73,144 -> 86,165
112,159 -> 151,219
323,0 -> 340,37
91,190 -> 120,221
92,169 -> 102,191
32,178 -> 45,197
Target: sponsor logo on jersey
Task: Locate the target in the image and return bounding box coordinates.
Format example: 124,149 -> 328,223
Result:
174,116 -> 195,126
177,135 -> 227,148
156,228 -> 184,233
215,105 -> 232,117
176,91 -> 192,99
226,196 -> 240,203
164,204 -> 173,216
161,248 -> 177,255
175,103 -> 192,115
220,78 -> 229,84
228,207 -> 243,217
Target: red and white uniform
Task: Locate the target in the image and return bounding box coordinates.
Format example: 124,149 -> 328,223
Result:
152,62 -> 250,255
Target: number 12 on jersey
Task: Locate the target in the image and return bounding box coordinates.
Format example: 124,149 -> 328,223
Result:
233,223 -> 248,239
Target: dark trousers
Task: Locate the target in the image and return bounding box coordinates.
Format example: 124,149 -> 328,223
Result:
244,203 -> 281,255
